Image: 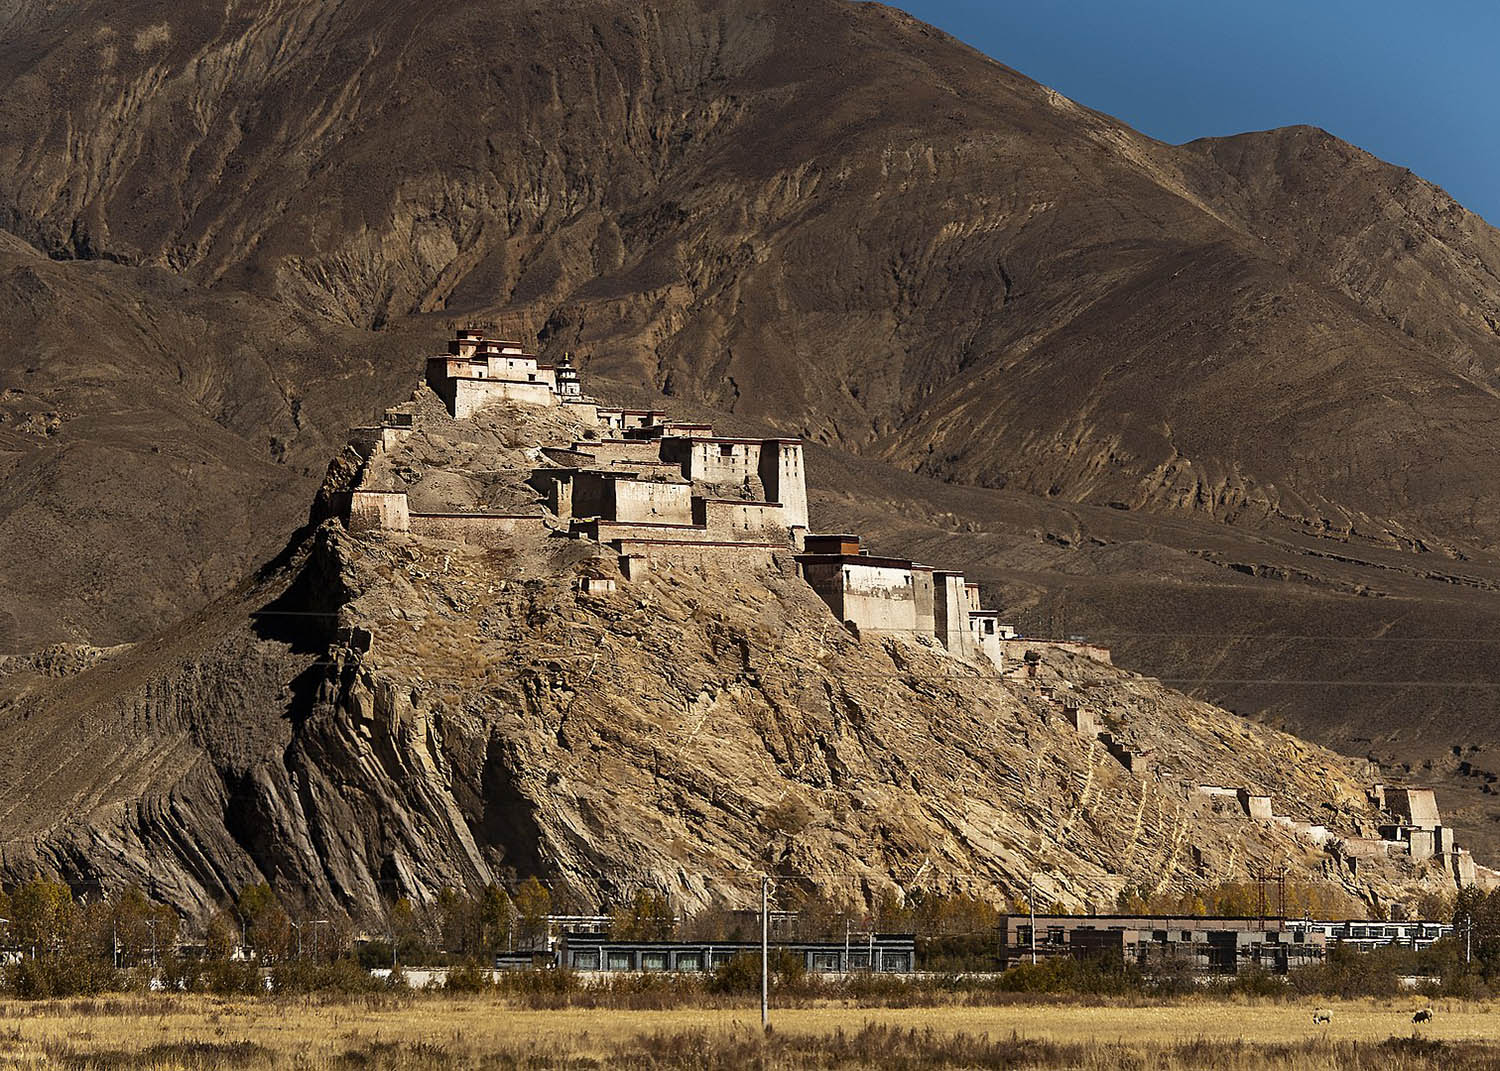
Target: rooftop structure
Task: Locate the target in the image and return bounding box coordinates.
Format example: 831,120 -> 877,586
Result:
425,329 -> 593,418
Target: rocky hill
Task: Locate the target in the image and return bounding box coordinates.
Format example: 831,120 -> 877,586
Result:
0,372 -> 1476,918
6,0 -> 1500,871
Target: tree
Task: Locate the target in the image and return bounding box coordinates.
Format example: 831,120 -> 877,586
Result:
204,909 -> 239,960
237,883 -> 291,961
477,885 -> 513,955
10,877 -> 74,955
513,877 -> 551,951
611,889 -> 674,940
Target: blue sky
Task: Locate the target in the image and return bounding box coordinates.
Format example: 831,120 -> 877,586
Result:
892,1 -> 1500,224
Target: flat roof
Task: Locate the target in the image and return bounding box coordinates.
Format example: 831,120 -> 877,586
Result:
409,511 -> 543,519
615,538 -> 780,549
699,498 -> 783,507
667,435 -> 803,445
594,520 -> 703,529
563,934 -> 914,947
795,553 -> 915,570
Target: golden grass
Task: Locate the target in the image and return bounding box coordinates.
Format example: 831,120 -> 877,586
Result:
0,994 -> 1494,1068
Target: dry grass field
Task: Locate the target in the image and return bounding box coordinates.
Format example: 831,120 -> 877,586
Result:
0,995 -> 1498,1069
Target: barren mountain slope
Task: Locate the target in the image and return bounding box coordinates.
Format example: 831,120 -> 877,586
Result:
3,0 -> 1500,635
5,0 -> 1500,861
0,395 -> 1464,919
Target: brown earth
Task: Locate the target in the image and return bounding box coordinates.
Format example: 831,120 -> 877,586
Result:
4,1 -> 1500,865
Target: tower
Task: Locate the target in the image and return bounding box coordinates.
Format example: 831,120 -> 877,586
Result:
556,352 -> 583,397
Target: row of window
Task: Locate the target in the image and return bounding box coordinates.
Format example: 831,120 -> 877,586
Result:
568,949 -> 910,972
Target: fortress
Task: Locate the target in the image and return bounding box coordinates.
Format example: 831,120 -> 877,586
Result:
337,330 -> 1493,893
346,329 -> 1013,671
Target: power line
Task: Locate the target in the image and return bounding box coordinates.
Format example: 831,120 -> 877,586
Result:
1163,678 -> 1500,689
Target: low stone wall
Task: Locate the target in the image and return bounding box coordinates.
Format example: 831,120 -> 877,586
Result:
452,377 -> 557,418
408,512 -> 545,547
581,519 -> 709,543
616,538 -> 778,575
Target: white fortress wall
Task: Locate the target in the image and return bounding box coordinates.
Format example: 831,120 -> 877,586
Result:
838,561 -> 920,635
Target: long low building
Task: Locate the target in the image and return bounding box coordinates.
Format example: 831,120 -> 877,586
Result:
1001,914 -> 1328,974
558,933 -> 916,973
1289,918 -> 1452,952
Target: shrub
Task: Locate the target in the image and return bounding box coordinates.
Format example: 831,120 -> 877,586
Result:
443,963 -> 494,993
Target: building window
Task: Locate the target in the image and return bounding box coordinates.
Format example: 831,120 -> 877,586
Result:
606,951 -> 633,971
572,950 -> 600,970
810,952 -> 841,972
848,953 -> 870,969
641,952 -> 668,971
719,443 -> 735,457
880,952 -> 911,973
674,952 -> 703,971
711,952 -> 736,968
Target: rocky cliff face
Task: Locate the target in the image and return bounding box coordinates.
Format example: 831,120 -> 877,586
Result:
0,390 -> 1472,918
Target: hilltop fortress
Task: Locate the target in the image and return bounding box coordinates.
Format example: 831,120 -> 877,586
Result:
347,329 -> 1011,670
321,329 -> 1494,906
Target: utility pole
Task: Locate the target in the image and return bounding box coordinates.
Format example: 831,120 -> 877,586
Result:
761,875 -> 770,1031
1029,875 -> 1037,966
1467,914 -> 1473,966
310,920 -> 329,962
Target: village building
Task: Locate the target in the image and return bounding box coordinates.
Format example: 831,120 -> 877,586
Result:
558,933 -> 915,974
1002,914 -> 1327,974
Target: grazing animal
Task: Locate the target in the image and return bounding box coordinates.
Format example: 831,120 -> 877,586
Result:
1413,1008 -> 1434,1024
1312,1009 -> 1332,1024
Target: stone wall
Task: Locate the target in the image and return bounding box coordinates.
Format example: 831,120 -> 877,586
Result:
580,439 -> 668,466
612,480 -> 694,525
662,437 -> 762,488
970,615 -> 1004,669
583,520 -> 713,544
912,567 -> 935,638
451,378 -> 557,418
1387,788 -> 1442,830
615,539 -> 778,574
838,561 -> 919,636
695,499 -> 788,539
800,559 -> 920,637
407,513 -> 544,547
347,491 -> 411,533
